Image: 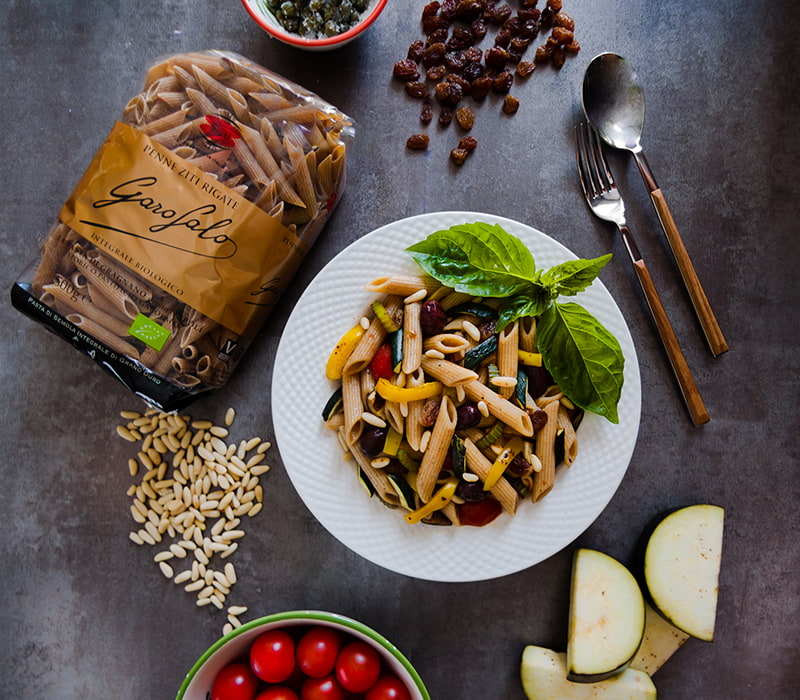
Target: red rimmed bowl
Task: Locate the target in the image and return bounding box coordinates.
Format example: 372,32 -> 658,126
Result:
175,610 -> 430,699
241,0 -> 387,51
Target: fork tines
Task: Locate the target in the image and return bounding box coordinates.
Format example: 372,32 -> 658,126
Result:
575,121 -> 615,199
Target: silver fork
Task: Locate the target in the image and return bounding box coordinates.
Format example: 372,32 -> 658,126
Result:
575,122 -> 709,426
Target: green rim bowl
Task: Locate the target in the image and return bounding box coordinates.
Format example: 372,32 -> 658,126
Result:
175,609 -> 430,699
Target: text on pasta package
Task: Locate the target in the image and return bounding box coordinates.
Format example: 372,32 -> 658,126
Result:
59,121 -> 304,336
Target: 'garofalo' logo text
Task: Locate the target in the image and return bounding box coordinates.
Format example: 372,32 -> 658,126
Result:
87,176 -> 238,260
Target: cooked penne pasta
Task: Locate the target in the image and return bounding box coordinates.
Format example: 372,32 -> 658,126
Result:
416,396 -> 457,502
463,438 -> 519,515
496,321 -> 519,399
532,400 -> 561,501
402,300 -> 423,375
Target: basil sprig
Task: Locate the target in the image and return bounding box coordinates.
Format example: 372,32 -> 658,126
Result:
406,222 -> 624,423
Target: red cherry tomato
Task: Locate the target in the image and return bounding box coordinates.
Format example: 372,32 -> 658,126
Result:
335,641 -> 382,693
300,674 -> 346,700
296,626 -> 342,678
211,662 -> 259,700
255,688 -> 299,700
458,498 -> 503,526
366,675 -> 412,700
369,343 -> 394,379
250,629 -> 297,683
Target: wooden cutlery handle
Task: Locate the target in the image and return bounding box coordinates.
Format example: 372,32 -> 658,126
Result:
633,258 -> 710,426
650,188 -> 729,356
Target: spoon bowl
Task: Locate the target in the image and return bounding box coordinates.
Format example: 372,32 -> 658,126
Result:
582,52 -> 646,153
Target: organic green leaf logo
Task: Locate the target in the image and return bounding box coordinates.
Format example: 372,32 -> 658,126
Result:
129,313 -> 171,351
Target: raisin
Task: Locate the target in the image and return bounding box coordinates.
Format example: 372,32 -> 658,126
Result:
492,70 -> 513,94
462,61 -> 485,82
490,3 -> 512,24
518,8 -> 540,22
503,17 -> 523,36
440,0 -> 458,21
435,80 -> 463,105
494,28 -> 511,48
393,59 -> 420,81
405,81 -> 429,99
448,26 -> 474,50
520,18 -> 540,39
470,76 -> 492,100
510,36 -> 531,53
423,42 -> 446,67
447,73 -> 472,95
502,94 -> 520,114
565,39 -> 581,53
535,43 -> 553,62
529,408 -> 549,433
540,7 -> 555,27
458,135 -> 478,151
485,45 -> 510,69
420,101 -> 434,124
450,147 -> 469,165
420,398 -> 441,427
552,46 -> 566,68
406,134 -> 430,150
438,107 -> 454,126
551,26 -> 574,44
554,11 -> 574,30
456,105 -> 475,129
426,64 -> 447,81
445,50 -> 468,71
429,27 -> 449,43
547,0 -> 563,11
408,39 -> 425,61
423,15 -> 449,34
422,1 -> 440,18
471,18 -> 488,40
516,59 -> 536,77
455,0 -> 484,22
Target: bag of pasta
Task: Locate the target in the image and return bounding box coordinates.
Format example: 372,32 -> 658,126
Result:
11,50 -> 353,411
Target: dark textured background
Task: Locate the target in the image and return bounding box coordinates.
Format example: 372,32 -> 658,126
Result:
1,1 -> 798,698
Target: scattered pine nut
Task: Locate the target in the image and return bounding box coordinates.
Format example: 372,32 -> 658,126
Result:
117,407 -> 271,627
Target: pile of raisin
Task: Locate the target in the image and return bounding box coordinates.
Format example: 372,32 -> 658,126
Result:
393,0 -> 579,165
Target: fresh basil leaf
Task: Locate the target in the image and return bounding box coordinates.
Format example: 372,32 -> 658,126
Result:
496,287 -> 552,332
539,254 -> 612,297
537,302 -> 625,423
406,222 -> 537,297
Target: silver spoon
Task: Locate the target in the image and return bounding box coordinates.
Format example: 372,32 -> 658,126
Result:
582,52 -> 728,356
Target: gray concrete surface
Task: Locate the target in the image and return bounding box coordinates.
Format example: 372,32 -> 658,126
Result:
1,1 -> 798,698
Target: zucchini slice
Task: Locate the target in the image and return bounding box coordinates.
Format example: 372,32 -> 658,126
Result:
643,504 -> 724,642
631,601 -> 690,675
521,646 -> 656,700
567,549 -> 645,683
387,473 -> 416,510
321,387 -> 343,421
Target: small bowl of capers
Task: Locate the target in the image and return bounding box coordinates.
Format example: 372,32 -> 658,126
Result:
242,0 -> 387,51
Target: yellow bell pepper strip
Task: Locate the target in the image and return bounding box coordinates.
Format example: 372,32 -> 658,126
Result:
382,427 -> 403,456
325,324 -> 365,380
375,377 -> 443,403
404,477 -> 459,524
483,437 -> 524,491
517,349 -> 543,367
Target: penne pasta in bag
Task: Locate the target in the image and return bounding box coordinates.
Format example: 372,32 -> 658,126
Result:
11,50 -> 353,410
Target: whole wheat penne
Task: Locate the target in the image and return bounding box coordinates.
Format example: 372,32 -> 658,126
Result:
558,406 -> 579,467
402,300 -> 423,375
342,296 -> 403,376
497,321 -> 519,399
532,400 -> 561,501
341,372 -> 364,445
416,396 -> 458,503
463,379 -> 533,436
366,275 -> 440,296
463,438 -> 518,515
421,357 -> 478,387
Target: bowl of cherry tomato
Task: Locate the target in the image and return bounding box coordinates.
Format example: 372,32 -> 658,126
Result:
176,610 -> 430,700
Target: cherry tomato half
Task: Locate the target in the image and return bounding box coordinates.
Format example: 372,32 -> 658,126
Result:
255,688 -> 299,700
458,497 -> 503,526
369,343 -> 394,380
296,626 -> 341,678
300,674 -> 346,700
366,675 -> 412,700
250,629 -> 297,683
335,641 -> 381,693
211,662 -> 259,700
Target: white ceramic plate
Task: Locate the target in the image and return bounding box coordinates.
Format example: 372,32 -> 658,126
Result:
272,212 -> 641,582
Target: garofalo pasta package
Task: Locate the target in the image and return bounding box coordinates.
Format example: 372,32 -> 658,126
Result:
11,50 -> 353,410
